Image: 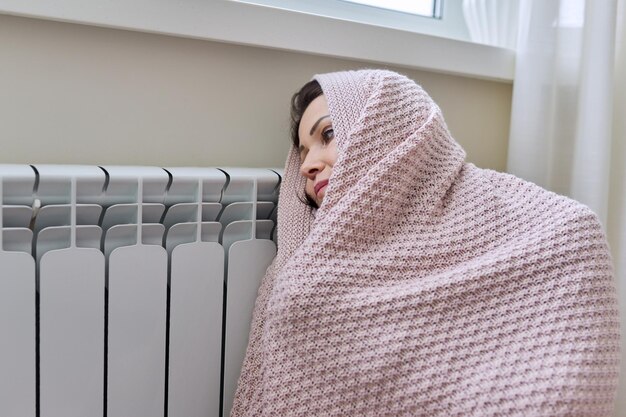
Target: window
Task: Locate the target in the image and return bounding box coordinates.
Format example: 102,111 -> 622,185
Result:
234,0 -> 468,42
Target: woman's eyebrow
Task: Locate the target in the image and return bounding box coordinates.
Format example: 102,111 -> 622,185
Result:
309,115 -> 330,136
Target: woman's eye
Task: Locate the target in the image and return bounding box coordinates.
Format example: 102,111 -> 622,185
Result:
322,128 -> 334,142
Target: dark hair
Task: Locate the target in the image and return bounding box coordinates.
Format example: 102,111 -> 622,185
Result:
289,79 -> 324,209
290,79 -> 323,148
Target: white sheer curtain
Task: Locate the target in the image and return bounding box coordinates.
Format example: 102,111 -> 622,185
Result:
507,0 -> 625,415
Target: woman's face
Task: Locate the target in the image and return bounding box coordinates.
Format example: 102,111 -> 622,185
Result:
298,94 -> 338,207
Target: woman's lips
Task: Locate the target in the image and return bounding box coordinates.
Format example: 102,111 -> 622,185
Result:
314,179 -> 329,196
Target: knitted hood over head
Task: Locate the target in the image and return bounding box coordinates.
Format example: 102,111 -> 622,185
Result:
230,69 -> 621,417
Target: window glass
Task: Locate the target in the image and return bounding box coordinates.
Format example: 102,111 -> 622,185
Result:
340,0 -> 440,18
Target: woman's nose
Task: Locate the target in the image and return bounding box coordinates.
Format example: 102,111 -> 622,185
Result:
300,153 -> 325,179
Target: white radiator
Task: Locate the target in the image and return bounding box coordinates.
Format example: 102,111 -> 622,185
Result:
0,164 -> 280,417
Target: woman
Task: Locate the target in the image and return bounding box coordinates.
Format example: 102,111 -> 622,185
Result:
231,69 -> 621,416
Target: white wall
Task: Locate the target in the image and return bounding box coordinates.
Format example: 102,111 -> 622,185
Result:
0,14 -> 512,170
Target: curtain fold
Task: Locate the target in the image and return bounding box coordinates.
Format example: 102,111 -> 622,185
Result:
507,1 -> 625,415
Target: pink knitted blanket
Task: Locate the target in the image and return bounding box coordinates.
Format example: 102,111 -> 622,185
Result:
230,70 -> 621,416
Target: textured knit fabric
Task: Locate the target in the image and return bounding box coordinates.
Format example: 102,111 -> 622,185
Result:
230,69 -> 621,417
